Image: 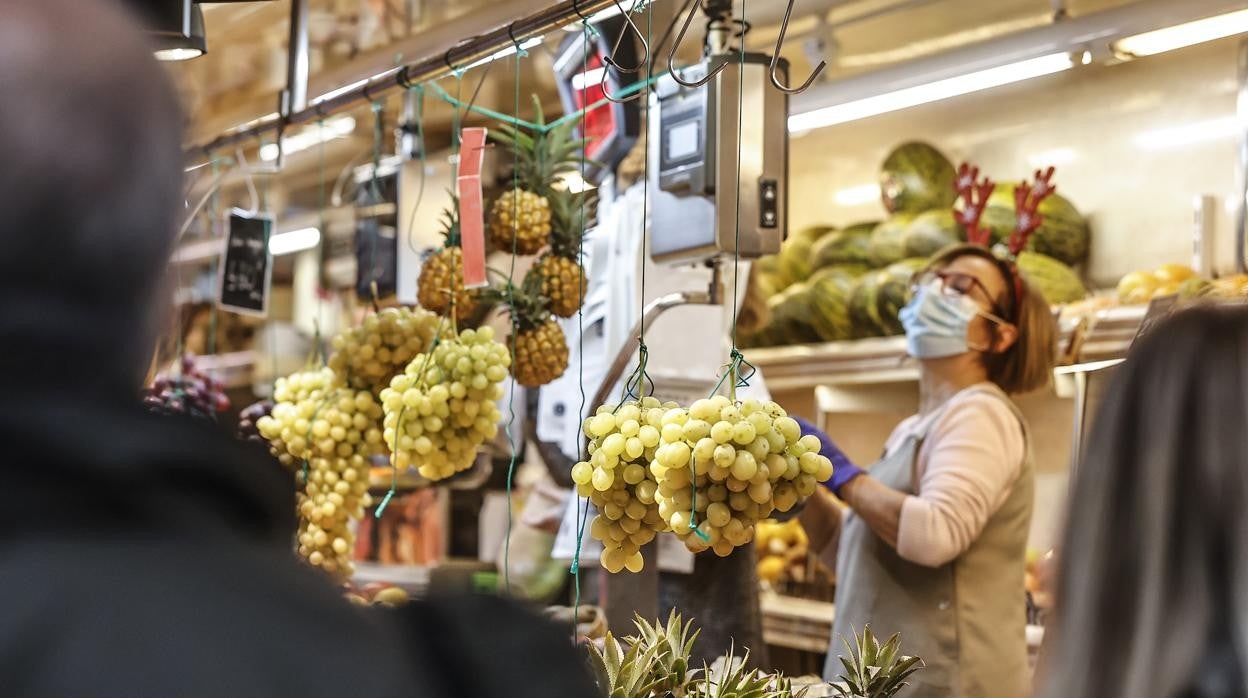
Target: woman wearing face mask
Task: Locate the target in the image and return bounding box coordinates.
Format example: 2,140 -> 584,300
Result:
800,243 -> 1056,696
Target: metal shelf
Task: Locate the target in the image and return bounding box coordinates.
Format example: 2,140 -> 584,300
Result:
749,305 -> 1146,390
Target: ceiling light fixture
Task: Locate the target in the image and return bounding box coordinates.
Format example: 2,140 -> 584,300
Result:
789,53 -> 1073,131
153,2 -> 207,61
1114,8 -> 1248,58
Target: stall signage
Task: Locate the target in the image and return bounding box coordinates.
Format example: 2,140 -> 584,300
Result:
218,209 -> 272,316
457,127 -> 489,289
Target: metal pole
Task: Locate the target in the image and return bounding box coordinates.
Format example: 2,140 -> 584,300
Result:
1236,38 -> 1248,274
284,0 -> 311,117
186,0 -> 623,159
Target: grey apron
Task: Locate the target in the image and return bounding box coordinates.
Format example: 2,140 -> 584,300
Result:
827,385 -> 1033,698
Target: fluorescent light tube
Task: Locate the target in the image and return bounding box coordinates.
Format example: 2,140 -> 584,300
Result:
789,52 -> 1074,132
269,227 -> 322,256
464,36 -> 544,72
260,116 -> 356,162
1115,8 -> 1248,58
833,184 -> 882,206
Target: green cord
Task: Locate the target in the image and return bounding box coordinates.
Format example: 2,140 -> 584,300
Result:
502,42 -> 524,596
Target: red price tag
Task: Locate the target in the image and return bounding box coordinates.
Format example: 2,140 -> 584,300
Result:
457,127 -> 488,289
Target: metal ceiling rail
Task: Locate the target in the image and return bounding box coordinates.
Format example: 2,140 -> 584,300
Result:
185,0 -> 624,159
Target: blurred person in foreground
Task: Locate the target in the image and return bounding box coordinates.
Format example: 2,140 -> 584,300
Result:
0,1 -> 594,696
1038,305 -> 1248,697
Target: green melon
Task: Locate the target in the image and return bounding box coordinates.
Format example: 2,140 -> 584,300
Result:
1016,251 -> 1087,305
876,258 -> 928,335
976,184 -> 1090,265
765,282 -> 821,344
879,142 -> 958,214
849,272 -> 885,338
792,224 -> 838,246
903,210 -> 963,258
808,266 -> 867,342
812,223 -> 876,269
778,235 -> 818,286
869,215 -> 914,268
754,271 -> 786,299
755,254 -> 782,277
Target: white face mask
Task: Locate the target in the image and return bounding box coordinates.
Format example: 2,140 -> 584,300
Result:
899,280 -> 984,359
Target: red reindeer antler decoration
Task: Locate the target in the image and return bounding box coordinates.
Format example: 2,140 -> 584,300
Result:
953,163 -> 996,246
1007,167 -> 1056,257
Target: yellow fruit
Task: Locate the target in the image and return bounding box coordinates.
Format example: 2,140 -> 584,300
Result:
512,320 -> 569,387
757,555 -> 787,583
533,254 -> 586,318
1153,263 -> 1197,285
1116,271 -> 1157,305
489,189 -> 550,255
417,246 -> 478,319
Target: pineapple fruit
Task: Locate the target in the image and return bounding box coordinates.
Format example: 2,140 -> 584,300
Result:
530,191 -> 591,318
830,626 -> 922,698
417,198 -> 478,319
482,273 -> 569,388
489,95 -> 587,255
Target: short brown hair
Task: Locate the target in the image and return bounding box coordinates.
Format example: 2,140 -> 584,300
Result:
926,245 -> 1056,394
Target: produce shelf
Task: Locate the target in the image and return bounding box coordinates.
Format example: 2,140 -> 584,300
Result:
749,303 -> 1145,389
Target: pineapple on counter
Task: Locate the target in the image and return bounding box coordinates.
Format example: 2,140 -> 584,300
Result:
530,190 -> 591,318
417,196 -> 479,320
829,627 -> 923,698
488,96 -> 587,256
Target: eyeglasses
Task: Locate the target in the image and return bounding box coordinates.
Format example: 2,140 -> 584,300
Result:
910,269 -> 1012,326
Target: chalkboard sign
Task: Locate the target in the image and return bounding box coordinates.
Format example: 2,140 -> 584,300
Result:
218,210 -> 272,316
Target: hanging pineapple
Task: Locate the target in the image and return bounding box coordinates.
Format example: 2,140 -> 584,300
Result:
485,273 -> 569,387
417,196 -> 479,319
488,96 -> 587,255
529,190 -> 591,318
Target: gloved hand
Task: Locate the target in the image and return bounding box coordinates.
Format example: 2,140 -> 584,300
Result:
792,415 -> 863,497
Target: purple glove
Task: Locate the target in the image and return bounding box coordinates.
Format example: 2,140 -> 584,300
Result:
793,415 -> 863,496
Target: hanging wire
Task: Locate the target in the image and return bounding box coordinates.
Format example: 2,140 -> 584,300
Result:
570,21 -> 593,636
502,34 -> 529,595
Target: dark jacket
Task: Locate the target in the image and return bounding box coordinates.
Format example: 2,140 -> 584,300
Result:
0,388 -> 596,697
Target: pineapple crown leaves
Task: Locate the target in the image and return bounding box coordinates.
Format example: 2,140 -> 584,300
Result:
489,94 -> 591,195
831,626 -> 923,698
692,646 -> 786,698
627,611 -> 702,691
480,270 -> 552,332
587,632 -> 667,698
548,189 -> 596,259
438,190 -> 462,248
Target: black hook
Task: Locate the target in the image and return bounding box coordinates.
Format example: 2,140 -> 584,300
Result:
769,0 -> 827,94
602,0 -> 649,74
668,0 -> 728,89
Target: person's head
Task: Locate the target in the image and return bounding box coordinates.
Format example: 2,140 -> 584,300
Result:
0,0 -> 183,393
1041,305 -> 1248,697
903,244 -> 1055,394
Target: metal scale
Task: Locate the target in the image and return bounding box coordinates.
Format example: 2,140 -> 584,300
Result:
592,0 -> 826,636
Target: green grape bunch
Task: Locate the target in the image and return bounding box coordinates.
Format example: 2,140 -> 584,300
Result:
380,325 -> 510,482
572,397 -> 677,574
328,306 -> 441,394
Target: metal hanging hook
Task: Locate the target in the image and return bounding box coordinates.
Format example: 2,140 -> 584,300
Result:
769,0 -> 827,94
668,0 -> 728,89
602,0 -> 649,74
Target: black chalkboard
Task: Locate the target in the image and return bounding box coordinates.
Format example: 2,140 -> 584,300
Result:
218,210 -> 272,316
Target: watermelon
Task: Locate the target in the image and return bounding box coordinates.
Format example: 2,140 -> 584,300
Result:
812,223 -> 876,269
755,254 -> 782,277
764,283 -> 821,345
879,142 -> 958,214
976,184 -> 1090,265
754,270 -> 786,299
808,266 -> 866,342
903,210 -> 963,258
876,258 -> 928,335
791,224 -> 838,246
1016,251 -> 1087,305
849,273 -> 885,338
778,234 -> 820,286
869,215 -> 914,268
